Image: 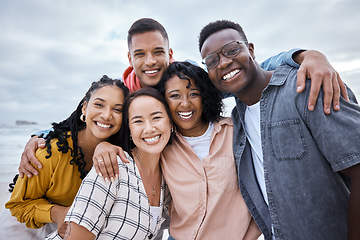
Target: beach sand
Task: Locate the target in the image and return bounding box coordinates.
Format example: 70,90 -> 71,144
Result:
0,182 -> 11,208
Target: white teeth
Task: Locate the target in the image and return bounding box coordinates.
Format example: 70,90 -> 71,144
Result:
144,135 -> 160,143
223,69 -> 240,81
178,111 -> 193,119
145,70 -> 159,74
96,122 -> 111,128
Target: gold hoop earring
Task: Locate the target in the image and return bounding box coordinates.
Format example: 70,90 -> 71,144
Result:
80,114 -> 86,122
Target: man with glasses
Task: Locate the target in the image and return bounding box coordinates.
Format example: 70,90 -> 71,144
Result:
199,19 -> 360,240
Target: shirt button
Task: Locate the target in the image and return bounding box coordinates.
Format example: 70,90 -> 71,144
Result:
148,233 -> 153,239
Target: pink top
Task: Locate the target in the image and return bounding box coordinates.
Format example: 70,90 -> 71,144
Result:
161,117 -> 259,239
122,66 -> 142,93
122,56 -> 175,93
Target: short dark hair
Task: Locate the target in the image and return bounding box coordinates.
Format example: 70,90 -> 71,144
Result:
121,87 -> 173,156
127,18 -> 169,47
156,61 -> 223,123
199,20 -> 248,52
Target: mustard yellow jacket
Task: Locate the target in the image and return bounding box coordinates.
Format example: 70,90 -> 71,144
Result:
6,134 -> 82,228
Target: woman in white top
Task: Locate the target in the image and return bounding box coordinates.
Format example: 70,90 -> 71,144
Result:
46,87 -> 174,240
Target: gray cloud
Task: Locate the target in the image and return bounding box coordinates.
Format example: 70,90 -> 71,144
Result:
1,0 -> 359,125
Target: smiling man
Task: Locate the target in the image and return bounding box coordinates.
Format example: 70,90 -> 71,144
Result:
199,19 -> 360,240
123,19 -> 174,91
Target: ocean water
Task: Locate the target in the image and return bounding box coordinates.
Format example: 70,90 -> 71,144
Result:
0,124 -> 50,184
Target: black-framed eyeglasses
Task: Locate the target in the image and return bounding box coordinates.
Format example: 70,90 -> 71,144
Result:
202,40 -> 247,70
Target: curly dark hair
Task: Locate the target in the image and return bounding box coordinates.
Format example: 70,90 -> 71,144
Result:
198,20 -> 248,52
120,87 -> 173,158
43,75 -> 129,180
9,76 -> 129,192
155,61 -> 223,123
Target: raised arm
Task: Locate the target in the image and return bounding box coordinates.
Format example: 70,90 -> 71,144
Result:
19,136 -> 45,178
294,50 -> 349,114
19,128 -> 53,178
261,49 -> 349,114
92,141 -> 128,182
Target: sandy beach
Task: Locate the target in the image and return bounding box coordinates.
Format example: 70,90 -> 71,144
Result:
0,182 -> 11,208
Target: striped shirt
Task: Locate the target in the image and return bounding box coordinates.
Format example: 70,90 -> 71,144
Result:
45,152 -> 165,240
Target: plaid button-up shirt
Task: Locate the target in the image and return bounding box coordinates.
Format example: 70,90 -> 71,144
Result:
46,152 -> 166,240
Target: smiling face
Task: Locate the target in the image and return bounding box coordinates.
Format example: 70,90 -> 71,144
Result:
128,95 -> 172,155
128,30 -> 173,88
164,75 -> 208,137
200,28 -> 257,95
82,85 -> 124,142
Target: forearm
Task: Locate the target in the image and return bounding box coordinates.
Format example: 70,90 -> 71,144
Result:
6,196 -> 53,228
260,48 -> 301,71
64,222 -> 96,240
50,205 -> 69,224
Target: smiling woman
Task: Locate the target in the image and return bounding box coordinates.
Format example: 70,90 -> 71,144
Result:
46,87 -> 173,240
2,76 -> 129,240
154,61 -> 261,239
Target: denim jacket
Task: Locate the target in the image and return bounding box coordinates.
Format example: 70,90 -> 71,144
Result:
232,64 -> 360,240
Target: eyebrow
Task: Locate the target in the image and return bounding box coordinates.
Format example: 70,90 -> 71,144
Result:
167,87 -> 200,94
131,111 -> 163,121
94,97 -> 123,106
167,89 -> 179,94
133,46 -> 165,53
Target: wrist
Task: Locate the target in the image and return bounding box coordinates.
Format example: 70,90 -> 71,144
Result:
293,49 -> 306,64
50,205 -> 64,223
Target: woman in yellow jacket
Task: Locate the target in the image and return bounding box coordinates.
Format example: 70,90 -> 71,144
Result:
3,75 -> 129,239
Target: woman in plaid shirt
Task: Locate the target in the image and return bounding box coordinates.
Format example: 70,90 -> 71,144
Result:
46,87 -> 173,240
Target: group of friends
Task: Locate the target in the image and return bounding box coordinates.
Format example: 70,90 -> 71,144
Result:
1,18 -> 359,240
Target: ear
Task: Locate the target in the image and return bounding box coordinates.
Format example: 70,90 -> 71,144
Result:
248,43 -> 255,60
168,48 -> 174,63
82,101 -> 88,116
128,51 -> 133,68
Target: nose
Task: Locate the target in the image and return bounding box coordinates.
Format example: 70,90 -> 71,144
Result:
218,53 -> 232,69
180,96 -> 190,107
143,120 -> 155,133
101,107 -> 112,121
144,53 -> 156,66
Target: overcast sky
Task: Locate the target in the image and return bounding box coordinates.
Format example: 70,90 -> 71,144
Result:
1,0 -> 359,126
